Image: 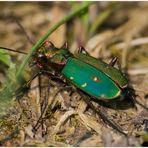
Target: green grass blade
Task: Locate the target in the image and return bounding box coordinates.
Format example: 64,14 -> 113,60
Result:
0,2 -> 94,116
16,2 -> 94,79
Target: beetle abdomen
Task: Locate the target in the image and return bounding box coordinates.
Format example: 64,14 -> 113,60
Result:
62,58 -> 121,100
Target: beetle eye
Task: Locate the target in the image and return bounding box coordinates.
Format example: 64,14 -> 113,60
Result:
44,41 -> 53,46
44,41 -> 54,50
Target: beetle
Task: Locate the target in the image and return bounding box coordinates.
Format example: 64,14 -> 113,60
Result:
32,41 -> 129,101
28,41 -> 134,136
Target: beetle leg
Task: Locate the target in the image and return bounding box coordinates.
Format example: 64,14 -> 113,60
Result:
61,42 -> 68,49
132,96 -> 148,110
78,46 -> 90,55
33,78 -> 52,133
15,69 -> 56,97
33,74 -> 49,136
15,71 -> 43,97
128,87 -> 148,110
77,90 -> 128,137
109,57 -> 117,67
109,57 -> 124,71
42,69 -> 67,84
111,57 -> 124,71
33,85 -> 73,133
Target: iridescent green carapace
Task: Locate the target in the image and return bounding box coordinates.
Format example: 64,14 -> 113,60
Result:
74,53 -> 128,88
62,58 -> 121,100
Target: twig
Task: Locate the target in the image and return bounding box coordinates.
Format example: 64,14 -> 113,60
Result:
128,68 -> 148,75
115,37 -> 148,49
53,109 -> 77,134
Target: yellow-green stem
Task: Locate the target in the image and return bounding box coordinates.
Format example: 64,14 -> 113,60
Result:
16,2 -> 94,79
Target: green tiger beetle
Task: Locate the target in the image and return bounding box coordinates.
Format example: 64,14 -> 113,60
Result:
33,41 -> 129,100
0,41 -> 147,137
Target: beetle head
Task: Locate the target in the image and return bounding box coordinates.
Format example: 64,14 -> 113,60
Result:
32,41 -> 71,69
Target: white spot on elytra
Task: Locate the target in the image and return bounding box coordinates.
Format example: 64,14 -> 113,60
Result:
70,77 -> 74,80
101,94 -> 106,98
81,83 -> 87,87
92,76 -> 101,82
93,77 -> 98,81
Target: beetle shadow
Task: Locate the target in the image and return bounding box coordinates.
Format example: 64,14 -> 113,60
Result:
80,89 -> 135,110
94,96 -> 135,110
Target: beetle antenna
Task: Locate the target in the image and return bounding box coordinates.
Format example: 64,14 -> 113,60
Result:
0,47 -> 27,54
14,18 -> 34,45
